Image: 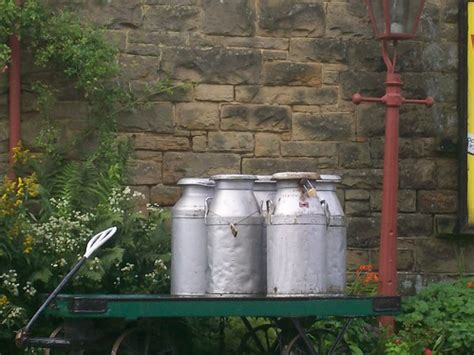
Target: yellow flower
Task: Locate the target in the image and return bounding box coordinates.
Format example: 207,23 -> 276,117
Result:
0,295 -> 8,307
11,142 -> 31,165
23,235 -> 33,254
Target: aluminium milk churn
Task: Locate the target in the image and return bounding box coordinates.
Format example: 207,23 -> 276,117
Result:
267,172 -> 329,296
254,176 -> 277,212
171,178 -> 214,295
206,174 -> 265,295
316,175 -> 347,294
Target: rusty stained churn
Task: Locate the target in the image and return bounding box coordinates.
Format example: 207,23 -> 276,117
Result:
316,175 -> 347,294
171,178 -> 214,295
206,174 -> 265,295
266,172 -> 329,296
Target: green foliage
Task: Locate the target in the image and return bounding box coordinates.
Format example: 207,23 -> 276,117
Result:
0,1 -> 177,353
396,279 -> 474,354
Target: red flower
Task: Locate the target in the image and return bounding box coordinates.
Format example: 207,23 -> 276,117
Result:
358,264 -> 373,272
424,348 -> 432,355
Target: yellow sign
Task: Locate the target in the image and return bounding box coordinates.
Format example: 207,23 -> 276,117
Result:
468,3 -> 474,224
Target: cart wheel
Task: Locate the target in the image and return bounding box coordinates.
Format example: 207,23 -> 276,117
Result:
238,324 -> 283,354
43,326 -> 85,355
283,328 -> 351,355
111,326 -> 178,355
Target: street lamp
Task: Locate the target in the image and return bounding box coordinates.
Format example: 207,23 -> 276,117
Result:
352,0 -> 433,329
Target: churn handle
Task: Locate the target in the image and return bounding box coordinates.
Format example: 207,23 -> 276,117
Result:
321,200 -> 331,229
204,197 -> 213,224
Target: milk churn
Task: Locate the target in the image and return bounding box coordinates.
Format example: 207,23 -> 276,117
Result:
254,176 -> 277,212
206,174 -> 265,295
316,175 -> 347,294
171,178 -> 215,295
267,172 -> 329,296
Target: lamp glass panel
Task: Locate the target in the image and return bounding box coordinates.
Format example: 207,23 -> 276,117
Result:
390,0 -> 422,35
368,0 -> 385,35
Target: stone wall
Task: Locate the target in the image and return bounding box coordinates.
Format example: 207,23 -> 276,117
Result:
0,0 -> 472,293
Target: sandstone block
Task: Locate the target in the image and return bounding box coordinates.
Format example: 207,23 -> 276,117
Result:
325,2 -> 372,38
262,62 -> 322,86
398,214 -> 433,238
192,135 -> 207,152
127,160 -> 162,185
340,169 -> 383,190
119,55 -> 160,82
195,84 -> 234,102
339,142 -> 371,168
101,30 -> 127,52
436,159 -> 458,189
356,104 -> 387,138
262,50 -> 288,61
161,47 -> 261,84
347,217 -> 380,248
128,133 -> 190,151
255,133 -> 280,157
128,30 -> 189,48
202,0 -> 255,36
242,157 -> 337,175
418,190 -> 458,214
258,1 -> 325,37
345,190 -> 370,201
340,71 -> 385,100
370,190 -> 416,213
345,201 -> 370,216
163,152 -> 240,184
208,132 -> 254,152
176,102 -> 219,130
86,0 -> 142,29
145,0 -> 196,4
290,38 -> 347,63
236,86 -> 338,105
150,184 -> 182,207
133,151 -> 163,161
323,71 -> 339,86
369,138 -> 425,161
130,81 -> 194,102
281,142 -> 337,158
117,103 -> 174,133
191,34 -> 288,50
346,40 -> 385,72
221,104 -> 291,132
415,238 -> 466,273
403,73 -> 456,103
293,113 -> 353,141
400,159 -> 437,189
143,5 -> 199,31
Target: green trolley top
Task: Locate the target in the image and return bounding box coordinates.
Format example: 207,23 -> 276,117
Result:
46,294 -> 401,321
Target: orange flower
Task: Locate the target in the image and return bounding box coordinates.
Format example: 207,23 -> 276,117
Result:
358,264 -> 373,272
467,281 -> 474,289
363,272 -> 380,284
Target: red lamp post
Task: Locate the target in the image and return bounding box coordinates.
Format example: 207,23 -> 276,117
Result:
353,0 -> 433,329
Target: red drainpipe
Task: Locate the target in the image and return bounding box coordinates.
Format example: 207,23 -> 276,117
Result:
8,0 -> 22,180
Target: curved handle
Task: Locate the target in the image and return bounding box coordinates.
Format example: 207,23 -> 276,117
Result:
204,197 -> 213,224
84,226 -> 117,258
321,200 -> 331,229
266,200 -> 275,224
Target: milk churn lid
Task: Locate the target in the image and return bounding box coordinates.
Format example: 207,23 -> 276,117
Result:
317,174 -> 341,183
177,178 -> 215,187
272,172 -> 320,180
255,175 -> 276,184
211,174 -> 257,180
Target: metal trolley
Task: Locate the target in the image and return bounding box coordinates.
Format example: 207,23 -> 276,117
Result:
16,229 -> 401,354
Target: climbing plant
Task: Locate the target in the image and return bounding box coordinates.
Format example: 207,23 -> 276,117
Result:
0,1 -> 175,353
